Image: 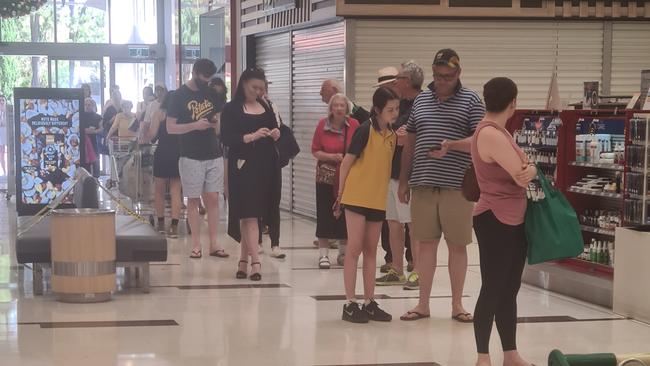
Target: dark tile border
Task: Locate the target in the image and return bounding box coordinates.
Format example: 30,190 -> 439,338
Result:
19,320 -> 179,328
312,295 -> 469,301
318,363 -> 441,366
517,316 -> 628,324
293,265 -> 480,271
151,284 -> 291,290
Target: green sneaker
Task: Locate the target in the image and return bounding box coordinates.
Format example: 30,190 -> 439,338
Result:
376,268 -> 406,286
403,272 -> 420,290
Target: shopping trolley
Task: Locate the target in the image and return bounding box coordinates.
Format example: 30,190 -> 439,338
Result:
549,349 -> 650,366
107,137 -> 135,189
107,137 -> 156,224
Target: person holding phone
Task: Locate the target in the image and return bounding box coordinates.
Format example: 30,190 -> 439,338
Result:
311,93 -> 359,269
221,67 -> 281,281
338,87 -> 399,323
398,49 -> 485,323
167,59 -> 229,259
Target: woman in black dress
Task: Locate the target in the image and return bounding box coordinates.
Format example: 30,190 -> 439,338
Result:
144,91 -> 182,238
221,68 -> 281,281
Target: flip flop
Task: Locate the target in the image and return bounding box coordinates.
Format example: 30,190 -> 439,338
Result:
452,312 -> 474,323
400,311 -> 431,321
209,249 -> 230,258
189,249 -> 202,259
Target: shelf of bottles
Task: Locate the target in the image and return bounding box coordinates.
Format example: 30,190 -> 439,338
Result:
514,115 -> 560,185
624,116 -> 650,226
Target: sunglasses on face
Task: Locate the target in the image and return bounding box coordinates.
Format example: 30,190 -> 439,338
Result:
433,72 -> 458,82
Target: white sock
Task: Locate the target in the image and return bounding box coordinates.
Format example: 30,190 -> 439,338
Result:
338,244 -> 347,255
364,299 -> 372,306
319,248 -> 329,257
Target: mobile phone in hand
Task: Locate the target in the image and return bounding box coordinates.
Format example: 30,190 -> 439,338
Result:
429,144 -> 442,152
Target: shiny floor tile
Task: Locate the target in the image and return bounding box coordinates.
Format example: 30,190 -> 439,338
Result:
1,198 -> 650,366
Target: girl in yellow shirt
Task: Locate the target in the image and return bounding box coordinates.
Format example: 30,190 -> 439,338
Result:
337,87 -> 399,323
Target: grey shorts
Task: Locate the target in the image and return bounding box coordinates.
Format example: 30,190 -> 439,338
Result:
178,157 -> 224,198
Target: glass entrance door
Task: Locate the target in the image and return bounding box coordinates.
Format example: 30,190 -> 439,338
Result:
49,58 -> 103,111
111,62 -> 155,111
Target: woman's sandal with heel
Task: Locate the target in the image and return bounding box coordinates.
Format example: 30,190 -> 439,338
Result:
236,260 -> 248,279
249,262 -> 262,281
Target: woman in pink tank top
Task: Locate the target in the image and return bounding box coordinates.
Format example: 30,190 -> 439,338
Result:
470,78 -> 536,366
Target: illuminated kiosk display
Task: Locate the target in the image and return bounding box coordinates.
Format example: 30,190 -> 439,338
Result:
13,88 -> 85,216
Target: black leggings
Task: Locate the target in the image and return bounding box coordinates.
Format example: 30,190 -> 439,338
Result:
259,167 -> 282,247
381,221 -> 413,263
472,210 -> 527,354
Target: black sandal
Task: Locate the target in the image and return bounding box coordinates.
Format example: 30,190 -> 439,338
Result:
249,262 -> 261,281
236,260 -> 248,279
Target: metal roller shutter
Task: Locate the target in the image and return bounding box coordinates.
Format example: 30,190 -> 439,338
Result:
611,22 -> 650,96
291,22 -> 345,218
351,20 -> 603,109
256,32 -> 293,211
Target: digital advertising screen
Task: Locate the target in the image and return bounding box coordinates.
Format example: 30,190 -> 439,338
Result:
13,88 -> 84,216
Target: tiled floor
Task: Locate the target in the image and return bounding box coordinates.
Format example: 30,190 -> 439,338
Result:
1,197 -> 650,366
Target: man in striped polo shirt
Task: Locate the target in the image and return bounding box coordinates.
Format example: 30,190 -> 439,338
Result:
398,49 -> 485,322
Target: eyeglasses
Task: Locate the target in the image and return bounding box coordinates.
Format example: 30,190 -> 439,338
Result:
433,72 -> 458,82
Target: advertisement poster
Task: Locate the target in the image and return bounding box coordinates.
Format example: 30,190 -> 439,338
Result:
14,88 -> 84,216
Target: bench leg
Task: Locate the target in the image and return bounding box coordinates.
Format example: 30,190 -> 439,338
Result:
141,263 -> 150,294
33,263 -> 44,296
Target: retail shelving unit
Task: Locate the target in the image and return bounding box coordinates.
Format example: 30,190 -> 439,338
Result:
508,109 -> 650,308
624,114 -> 650,227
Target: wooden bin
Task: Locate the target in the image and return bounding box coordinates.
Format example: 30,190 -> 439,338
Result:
50,209 -> 116,303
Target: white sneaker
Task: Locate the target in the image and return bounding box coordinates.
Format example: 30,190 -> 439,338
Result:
319,256 -> 331,269
270,247 -> 286,259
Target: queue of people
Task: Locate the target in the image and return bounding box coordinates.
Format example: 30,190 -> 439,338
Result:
81,51 -> 532,366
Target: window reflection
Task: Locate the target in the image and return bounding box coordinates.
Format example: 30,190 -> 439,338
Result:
114,63 -> 155,109
0,3 -> 54,42
55,0 -> 109,43
0,56 -> 49,102
110,0 -> 157,44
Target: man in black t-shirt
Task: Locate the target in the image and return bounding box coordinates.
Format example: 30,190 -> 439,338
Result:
167,59 -> 229,259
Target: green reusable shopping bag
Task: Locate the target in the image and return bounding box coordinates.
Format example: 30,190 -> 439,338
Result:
525,168 -> 584,265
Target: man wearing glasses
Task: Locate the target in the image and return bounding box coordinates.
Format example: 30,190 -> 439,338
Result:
398,49 -> 485,322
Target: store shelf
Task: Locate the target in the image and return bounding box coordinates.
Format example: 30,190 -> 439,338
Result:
567,186 -> 623,199
580,225 -> 616,237
629,166 -> 648,173
569,161 -> 624,171
533,161 -> 557,167
517,144 -> 557,151
627,193 -> 650,200
558,258 -> 614,276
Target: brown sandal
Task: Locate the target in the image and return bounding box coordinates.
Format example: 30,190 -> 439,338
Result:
400,311 -> 431,321
452,312 -> 474,323
210,249 -> 230,258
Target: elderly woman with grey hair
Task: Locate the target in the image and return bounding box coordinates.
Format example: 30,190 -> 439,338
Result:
311,93 -> 360,269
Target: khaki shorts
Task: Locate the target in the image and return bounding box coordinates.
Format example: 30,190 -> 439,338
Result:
410,186 -> 474,245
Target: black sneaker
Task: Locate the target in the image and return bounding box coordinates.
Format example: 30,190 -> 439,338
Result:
363,300 -> 392,322
342,302 -> 369,323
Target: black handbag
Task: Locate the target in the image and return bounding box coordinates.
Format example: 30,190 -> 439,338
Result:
277,123 -> 300,168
